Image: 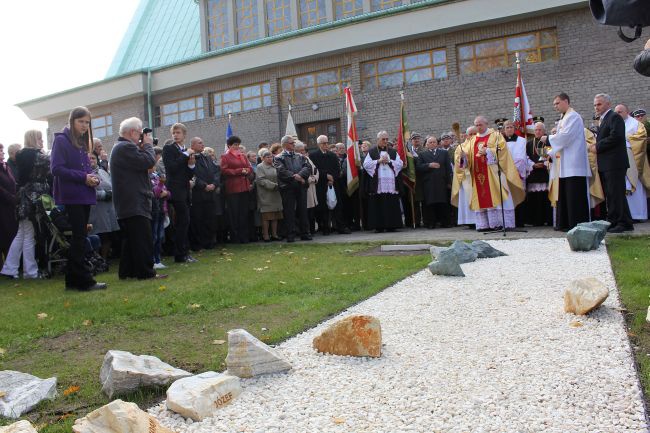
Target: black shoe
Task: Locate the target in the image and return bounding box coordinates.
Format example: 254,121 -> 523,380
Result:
185,255 -> 198,263
287,237 -> 295,243
270,236 -> 281,241
337,228 -> 351,234
607,225 -> 626,233
78,282 -> 107,291
624,225 -> 635,232
300,235 -> 313,241
263,238 -> 271,243
386,228 -> 397,232
374,229 -> 384,233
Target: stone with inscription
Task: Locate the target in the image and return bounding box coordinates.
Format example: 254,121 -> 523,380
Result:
72,399 -> 173,433
313,315 -> 382,358
564,277 -> 609,315
166,372 -> 242,421
225,329 -> 292,378
99,350 -> 192,398
0,370 -> 57,418
0,420 -> 38,433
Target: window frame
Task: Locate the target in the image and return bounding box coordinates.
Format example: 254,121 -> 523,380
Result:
361,48 -> 448,90
235,0 -> 260,44
299,0 -> 327,28
265,0 -> 292,36
334,0 -> 363,19
212,82 -> 272,117
207,0 -> 231,50
280,67 -> 351,104
370,0 -> 402,11
155,96 -> 205,127
92,113 -> 113,139
457,28 -> 559,75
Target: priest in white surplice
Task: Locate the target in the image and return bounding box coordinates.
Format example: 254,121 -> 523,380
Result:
451,126 -> 477,226
540,93 -> 591,230
615,104 -> 649,221
502,120 -> 530,227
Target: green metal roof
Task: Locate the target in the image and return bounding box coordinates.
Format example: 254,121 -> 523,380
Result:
106,0 -> 201,78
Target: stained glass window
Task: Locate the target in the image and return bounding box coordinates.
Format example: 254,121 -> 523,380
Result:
236,0 -> 260,43
300,0 -> 327,28
156,97 -> 204,127
334,0 -> 363,19
212,83 -> 272,116
266,0 -> 292,36
370,0 -> 402,11
281,67 -> 351,103
362,49 -> 447,90
207,0 -> 231,50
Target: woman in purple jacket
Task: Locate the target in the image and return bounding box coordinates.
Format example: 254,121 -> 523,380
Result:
50,107 -> 106,291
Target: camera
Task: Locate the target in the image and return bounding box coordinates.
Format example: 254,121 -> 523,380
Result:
140,127 -> 159,145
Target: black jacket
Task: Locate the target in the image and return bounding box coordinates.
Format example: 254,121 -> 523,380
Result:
310,149 -> 340,201
109,138 -> 156,220
415,148 -> 451,204
192,153 -> 219,203
162,142 -> 194,203
526,138 -> 550,184
596,110 -> 629,172
273,150 -> 311,190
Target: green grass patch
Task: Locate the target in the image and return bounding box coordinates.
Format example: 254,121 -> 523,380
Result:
0,242 -> 428,432
607,236 -> 650,407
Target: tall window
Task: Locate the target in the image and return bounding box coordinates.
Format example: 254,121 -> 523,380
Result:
370,0 -> 402,11
334,0 -> 363,19
213,83 -> 272,116
458,29 -> 558,75
266,0 -> 292,36
362,49 -> 447,90
93,114 -> 113,138
281,67 -> 351,103
299,0 -> 327,28
156,96 -> 204,127
207,0 -> 231,50
236,0 -> 259,43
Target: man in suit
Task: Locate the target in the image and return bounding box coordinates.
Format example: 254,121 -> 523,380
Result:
416,135 -> 452,228
309,135 -> 343,235
162,122 -> 197,262
189,137 -> 219,250
590,93 -> 634,233
274,135 -> 312,242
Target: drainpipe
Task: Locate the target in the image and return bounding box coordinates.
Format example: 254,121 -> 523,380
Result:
147,69 -> 153,129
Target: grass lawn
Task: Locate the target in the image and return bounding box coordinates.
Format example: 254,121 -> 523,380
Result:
0,242 -> 429,432
607,236 -> 650,407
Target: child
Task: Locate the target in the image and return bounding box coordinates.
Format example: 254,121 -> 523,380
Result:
151,147 -> 170,269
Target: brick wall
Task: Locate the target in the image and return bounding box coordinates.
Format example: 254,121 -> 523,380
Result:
47,7 -> 649,154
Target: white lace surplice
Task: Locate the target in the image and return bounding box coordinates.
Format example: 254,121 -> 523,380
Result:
363,151 -> 404,194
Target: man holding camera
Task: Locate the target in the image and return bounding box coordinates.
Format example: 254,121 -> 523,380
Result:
162,123 -> 196,263
110,117 -> 161,280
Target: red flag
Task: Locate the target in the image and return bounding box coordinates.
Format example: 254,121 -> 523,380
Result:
396,94 -> 415,190
344,87 -> 360,196
513,53 -> 534,137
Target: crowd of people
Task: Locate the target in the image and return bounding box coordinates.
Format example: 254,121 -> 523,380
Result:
0,94 -> 648,290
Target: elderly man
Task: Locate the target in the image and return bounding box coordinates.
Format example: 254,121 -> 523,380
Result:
589,94 -> 633,232
363,131 -> 403,232
309,135 -> 342,235
451,126 -> 477,227
6,143 -> 21,180
416,135 -> 452,228
614,104 -> 648,221
189,137 -> 220,250
540,93 -> 591,230
334,142 -> 354,233
110,117 -> 163,280
274,135 -> 312,242
525,121 -> 553,226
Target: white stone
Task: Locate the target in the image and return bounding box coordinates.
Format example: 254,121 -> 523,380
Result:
647,305 -> 650,323
99,350 -> 191,398
73,399 -> 173,433
564,277 -> 609,315
0,371 -> 57,419
380,244 -> 431,252
0,420 -> 38,433
225,329 -> 291,378
166,372 -> 242,421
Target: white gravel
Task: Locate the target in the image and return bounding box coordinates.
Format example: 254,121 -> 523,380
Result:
149,238 -> 648,433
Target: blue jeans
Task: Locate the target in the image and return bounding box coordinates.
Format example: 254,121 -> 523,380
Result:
152,214 -> 165,263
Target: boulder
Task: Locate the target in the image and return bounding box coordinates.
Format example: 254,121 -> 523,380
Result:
72,399 -> 173,433
577,220 -> 611,244
99,350 -> 191,398
449,240 -> 479,263
0,371 -> 57,419
429,246 -> 445,260
469,240 -> 507,258
427,248 -> 465,277
225,329 -> 292,378
564,277 -> 609,315
166,372 -> 242,421
313,315 -> 381,358
567,226 -> 600,251
0,420 -> 38,433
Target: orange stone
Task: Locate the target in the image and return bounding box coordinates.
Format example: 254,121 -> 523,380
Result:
312,315 -> 382,358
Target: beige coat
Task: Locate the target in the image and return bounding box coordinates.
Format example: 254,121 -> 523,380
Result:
255,162 -> 283,213
305,156 -> 319,209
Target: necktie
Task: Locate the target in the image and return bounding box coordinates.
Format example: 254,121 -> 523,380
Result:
288,151 -> 295,157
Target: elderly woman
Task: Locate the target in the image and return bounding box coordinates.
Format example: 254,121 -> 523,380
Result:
296,141 -> 319,235
0,143 -> 17,268
221,135 -> 253,243
269,143 -> 283,156
88,153 -> 119,259
255,150 -> 283,242
1,130 -> 50,279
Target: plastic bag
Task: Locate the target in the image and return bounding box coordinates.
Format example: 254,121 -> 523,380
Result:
326,185 -> 337,210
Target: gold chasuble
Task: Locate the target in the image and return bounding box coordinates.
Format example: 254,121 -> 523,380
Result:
460,129 -> 524,211
450,140 -> 468,208
627,121 -> 650,193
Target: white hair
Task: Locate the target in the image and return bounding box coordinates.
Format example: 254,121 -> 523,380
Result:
119,117 -> 143,136
594,93 -> 611,103
280,135 -> 294,146
316,135 -> 328,144
474,116 -> 488,125
534,122 -> 546,131
294,141 -> 306,151
377,130 -> 389,139
465,126 -> 477,134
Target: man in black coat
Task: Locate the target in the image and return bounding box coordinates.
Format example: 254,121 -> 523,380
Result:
162,123 -> 196,262
309,135 -> 344,235
274,135 -> 312,242
189,137 -> 219,250
415,135 -> 452,228
591,93 -> 634,233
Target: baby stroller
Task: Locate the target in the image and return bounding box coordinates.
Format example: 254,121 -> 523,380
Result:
33,195 -> 70,276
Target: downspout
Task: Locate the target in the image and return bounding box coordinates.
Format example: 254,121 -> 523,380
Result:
147,69 -> 153,129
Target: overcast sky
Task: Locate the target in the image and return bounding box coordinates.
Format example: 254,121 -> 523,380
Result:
0,1 -> 140,148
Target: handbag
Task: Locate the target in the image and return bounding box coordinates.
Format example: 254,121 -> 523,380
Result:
326,185 -> 337,210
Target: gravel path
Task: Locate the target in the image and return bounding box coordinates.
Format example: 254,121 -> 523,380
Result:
150,238 -> 648,433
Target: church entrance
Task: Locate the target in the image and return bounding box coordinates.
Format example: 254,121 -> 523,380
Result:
297,119 -> 340,149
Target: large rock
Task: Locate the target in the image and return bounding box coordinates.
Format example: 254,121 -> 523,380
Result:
313,315 -> 381,358
567,226 -> 600,251
0,371 -> 57,419
428,248 -> 465,277
225,329 -> 292,378
564,278 -> 609,315
0,420 -> 38,433
577,220 -> 611,244
449,240 -> 479,263
99,350 -> 192,398
469,240 -> 507,259
166,372 -> 242,421
72,399 -> 173,433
